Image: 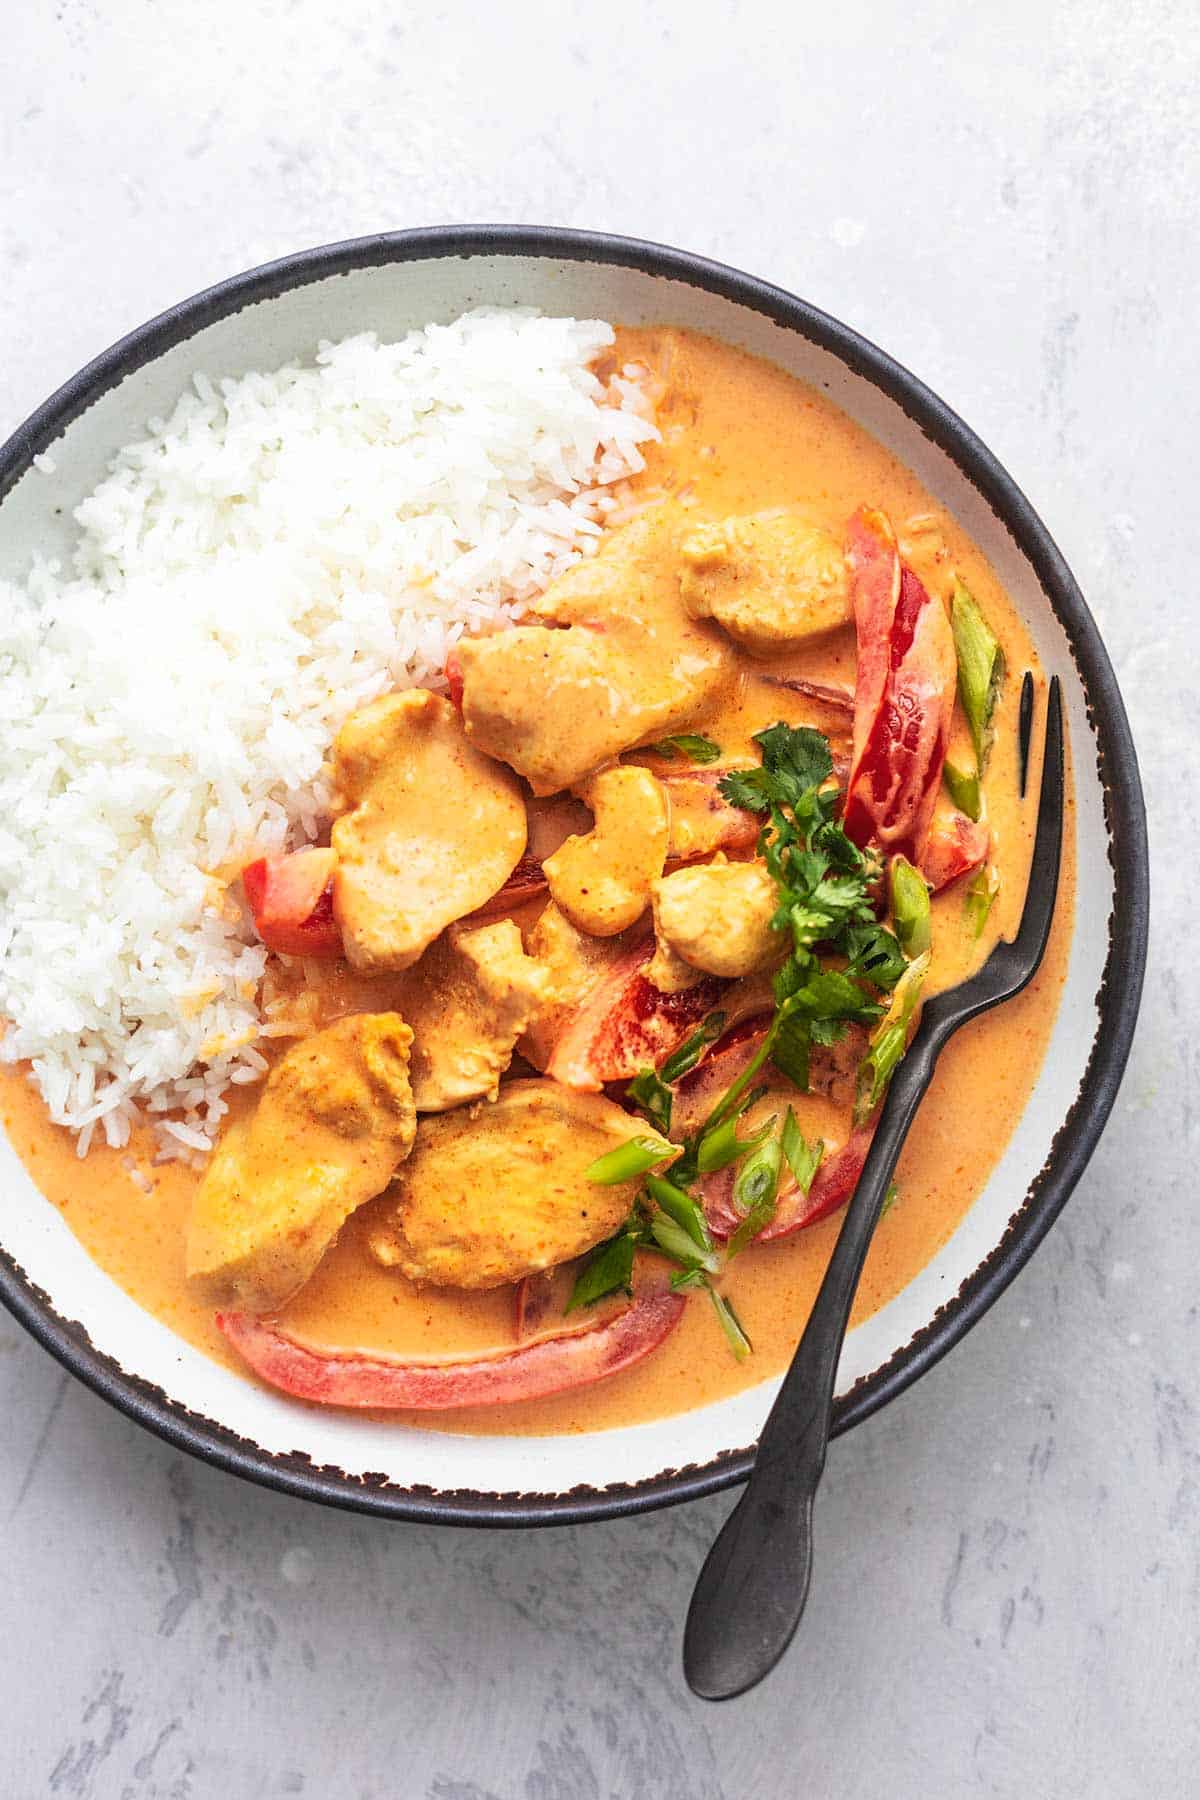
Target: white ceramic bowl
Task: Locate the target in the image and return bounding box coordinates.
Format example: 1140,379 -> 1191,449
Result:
0,228 -> 1148,1525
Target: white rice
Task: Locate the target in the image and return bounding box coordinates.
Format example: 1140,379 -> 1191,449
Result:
0,309 -> 657,1156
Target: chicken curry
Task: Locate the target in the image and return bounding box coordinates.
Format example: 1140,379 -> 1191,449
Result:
0,327 -> 1074,1434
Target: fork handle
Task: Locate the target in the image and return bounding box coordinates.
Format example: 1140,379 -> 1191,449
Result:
683,1031 -> 942,1701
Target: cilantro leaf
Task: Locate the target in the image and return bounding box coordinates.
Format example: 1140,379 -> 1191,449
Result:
718,766 -> 773,813
770,1008 -> 811,1090
754,721 -> 834,798
786,968 -> 884,1027
844,920 -> 907,990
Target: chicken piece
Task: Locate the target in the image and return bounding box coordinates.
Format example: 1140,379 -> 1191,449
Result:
368,1080 -> 642,1289
331,690 -> 526,971
543,766 -> 669,937
679,511 -> 851,656
456,506 -> 733,794
187,1014 -> 416,1313
650,856 -> 783,980
389,920 -> 548,1111
646,935 -> 705,995
517,901 -> 647,1070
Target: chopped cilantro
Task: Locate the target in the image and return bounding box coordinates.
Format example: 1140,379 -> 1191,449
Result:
604,722 -> 930,1352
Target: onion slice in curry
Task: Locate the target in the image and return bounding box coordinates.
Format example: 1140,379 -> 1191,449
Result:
217,1287 -> 685,1410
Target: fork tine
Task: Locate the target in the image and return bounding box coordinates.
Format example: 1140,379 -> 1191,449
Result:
1013,674 -> 1064,966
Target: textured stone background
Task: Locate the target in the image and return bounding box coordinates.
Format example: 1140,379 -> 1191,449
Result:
2,3 -> 1193,1795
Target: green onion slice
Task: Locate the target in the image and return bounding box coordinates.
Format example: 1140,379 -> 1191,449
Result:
644,1173 -> 714,1254
709,1285 -> 752,1360
695,1111 -> 773,1175
727,1135 -> 784,1255
942,759 -> 982,823
647,1212 -> 719,1274
624,1068 -> 673,1135
780,1106 -> 824,1194
951,579 -> 1005,769
888,855 -> 932,958
647,733 -> 722,764
565,1230 -> 637,1312
584,1134 -> 675,1185
854,950 -> 930,1124
658,1011 -> 727,1084
964,864 -> 1000,940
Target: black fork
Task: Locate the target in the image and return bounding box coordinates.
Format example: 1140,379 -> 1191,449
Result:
684,675 -> 1065,1701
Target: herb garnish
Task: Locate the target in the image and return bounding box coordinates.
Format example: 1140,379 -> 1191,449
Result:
889,856 -> 932,958
854,951 -> 930,1123
718,723 -> 902,1091
564,1229 -> 638,1313
780,1106 -> 824,1195
964,863 -> 1000,940
572,723 -> 928,1355
624,1068 -> 673,1136
707,1285 -> 752,1360
943,759 -> 982,823
659,1011 -> 727,1082
625,1011 -> 728,1134
647,733 -> 723,764
952,579 -> 1005,768
945,578 -> 1004,816
583,1134 -> 676,1185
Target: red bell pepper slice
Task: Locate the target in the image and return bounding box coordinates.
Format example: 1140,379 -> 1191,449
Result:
756,1121 -> 875,1241
921,808 -> 990,892
471,852 -> 550,918
241,848 -> 342,959
217,1287 -> 684,1409
545,937 -> 727,1091
842,508 -> 957,866
701,1118 -> 876,1242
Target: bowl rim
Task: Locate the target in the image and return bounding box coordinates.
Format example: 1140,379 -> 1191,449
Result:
0,223 -> 1149,1527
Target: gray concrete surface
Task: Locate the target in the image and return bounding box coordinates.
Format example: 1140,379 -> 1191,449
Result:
1,2 -> 1193,1795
